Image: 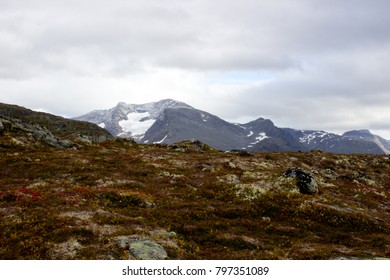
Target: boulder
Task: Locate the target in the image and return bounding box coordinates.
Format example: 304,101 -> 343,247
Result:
284,168 -> 318,194
117,236 -> 168,260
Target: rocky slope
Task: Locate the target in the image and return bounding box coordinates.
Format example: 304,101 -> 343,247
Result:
75,99 -> 389,154
0,102 -> 113,147
0,121 -> 389,260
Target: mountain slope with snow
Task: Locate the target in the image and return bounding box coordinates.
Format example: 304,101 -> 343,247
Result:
75,99 -> 389,154
74,99 -> 192,142
284,129 -> 386,154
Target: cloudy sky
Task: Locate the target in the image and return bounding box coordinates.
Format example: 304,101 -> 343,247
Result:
1,0 -> 390,138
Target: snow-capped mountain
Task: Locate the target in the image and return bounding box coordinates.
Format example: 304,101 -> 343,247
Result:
284,129 -> 386,154
74,99 -> 192,142
75,99 -> 390,154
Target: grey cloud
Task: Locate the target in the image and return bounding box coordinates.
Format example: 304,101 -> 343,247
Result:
0,0 -> 389,138
2,0 -> 390,77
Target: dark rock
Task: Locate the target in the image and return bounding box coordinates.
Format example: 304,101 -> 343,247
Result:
168,140 -> 217,153
229,149 -> 253,157
284,168 -> 318,194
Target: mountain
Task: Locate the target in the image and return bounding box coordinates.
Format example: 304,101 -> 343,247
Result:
142,107 -> 246,150
284,129 -> 386,154
75,99 -> 389,154
0,102 -> 113,148
74,99 -> 192,141
342,129 -> 390,154
76,100 -> 303,152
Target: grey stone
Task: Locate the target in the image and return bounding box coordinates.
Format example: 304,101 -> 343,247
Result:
117,236 -> 168,260
0,119 -> 4,132
130,240 -> 168,260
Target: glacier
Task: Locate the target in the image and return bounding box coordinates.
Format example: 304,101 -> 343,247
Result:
118,112 -> 156,139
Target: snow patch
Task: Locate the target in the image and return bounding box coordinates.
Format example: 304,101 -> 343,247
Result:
118,112 -> 156,138
247,131 -> 253,137
249,132 -> 268,146
154,135 -> 168,144
299,131 -> 329,144
254,132 -> 269,143
98,123 -> 105,128
233,123 -> 247,129
200,113 -> 209,122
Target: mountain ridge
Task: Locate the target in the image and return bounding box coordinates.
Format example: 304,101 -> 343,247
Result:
75,99 -> 389,155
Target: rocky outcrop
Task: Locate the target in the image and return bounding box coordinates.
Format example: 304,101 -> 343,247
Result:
0,116 -> 76,148
117,236 -> 168,260
284,168 -> 318,194
0,102 -> 113,144
0,105 -> 114,148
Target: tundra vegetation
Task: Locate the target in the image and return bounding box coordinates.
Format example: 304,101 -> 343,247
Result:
0,120 -> 389,259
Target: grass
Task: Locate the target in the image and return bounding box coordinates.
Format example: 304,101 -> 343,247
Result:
0,138 -> 389,259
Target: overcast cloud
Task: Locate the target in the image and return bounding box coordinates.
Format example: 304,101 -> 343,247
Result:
1,0 -> 390,138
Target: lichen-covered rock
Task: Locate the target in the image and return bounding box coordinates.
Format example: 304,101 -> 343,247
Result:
117,236 -> 168,260
284,168 -> 318,194
129,240 -> 167,260
49,238 -> 82,260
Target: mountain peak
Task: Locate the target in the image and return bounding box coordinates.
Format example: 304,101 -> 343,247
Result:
343,129 -> 374,139
75,99 -> 193,141
344,129 -> 372,135
116,101 -> 128,108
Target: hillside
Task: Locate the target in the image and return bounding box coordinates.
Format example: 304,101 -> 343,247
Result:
0,102 -> 113,145
0,122 -> 389,259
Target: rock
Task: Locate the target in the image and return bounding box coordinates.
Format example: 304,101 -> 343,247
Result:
224,161 -> 237,169
169,140 -> 217,153
195,163 -> 215,172
229,150 -> 252,157
149,229 -> 177,239
284,168 -> 318,194
168,144 -> 187,153
190,140 -> 206,152
221,174 -> 240,184
129,240 -> 167,260
0,119 -> 4,132
321,169 -> 339,180
117,236 -> 168,260
49,238 -> 82,259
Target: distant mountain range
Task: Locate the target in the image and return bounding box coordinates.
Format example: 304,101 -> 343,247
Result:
75,99 -> 390,154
